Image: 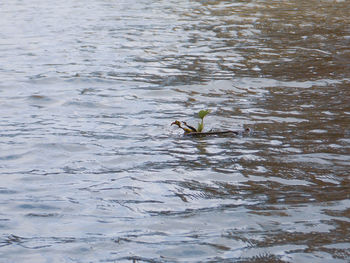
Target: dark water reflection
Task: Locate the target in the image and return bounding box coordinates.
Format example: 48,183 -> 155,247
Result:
1,0 -> 350,262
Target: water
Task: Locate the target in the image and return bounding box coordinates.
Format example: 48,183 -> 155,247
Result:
1,0 -> 349,262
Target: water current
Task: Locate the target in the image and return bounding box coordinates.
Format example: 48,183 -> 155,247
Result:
1,0 -> 350,262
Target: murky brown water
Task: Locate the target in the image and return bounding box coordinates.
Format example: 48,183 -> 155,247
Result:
1,0 -> 349,262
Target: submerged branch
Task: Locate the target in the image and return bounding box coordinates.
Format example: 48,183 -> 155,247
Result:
184,128 -> 250,137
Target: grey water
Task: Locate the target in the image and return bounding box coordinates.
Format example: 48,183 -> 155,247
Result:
1,0 -> 350,262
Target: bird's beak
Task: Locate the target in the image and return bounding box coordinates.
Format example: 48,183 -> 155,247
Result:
171,121 -> 176,126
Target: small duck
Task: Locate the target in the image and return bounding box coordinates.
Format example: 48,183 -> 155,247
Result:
171,120 -> 195,133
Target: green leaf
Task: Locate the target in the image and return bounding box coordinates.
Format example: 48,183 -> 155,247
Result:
198,109 -> 211,120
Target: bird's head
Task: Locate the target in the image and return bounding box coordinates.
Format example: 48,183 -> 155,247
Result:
171,120 -> 181,127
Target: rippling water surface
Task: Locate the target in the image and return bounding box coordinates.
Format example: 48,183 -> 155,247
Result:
1,0 -> 350,262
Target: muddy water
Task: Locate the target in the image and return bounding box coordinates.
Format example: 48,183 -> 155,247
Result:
0,0 -> 349,262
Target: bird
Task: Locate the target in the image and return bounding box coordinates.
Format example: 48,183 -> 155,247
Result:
171,120 -> 195,133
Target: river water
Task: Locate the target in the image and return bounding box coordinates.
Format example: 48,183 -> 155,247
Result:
1,0 -> 349,262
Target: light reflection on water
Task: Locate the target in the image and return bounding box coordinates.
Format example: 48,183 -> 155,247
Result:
1,0 -> 350,262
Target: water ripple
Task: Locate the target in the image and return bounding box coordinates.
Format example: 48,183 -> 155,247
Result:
1,0 -> 350,262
